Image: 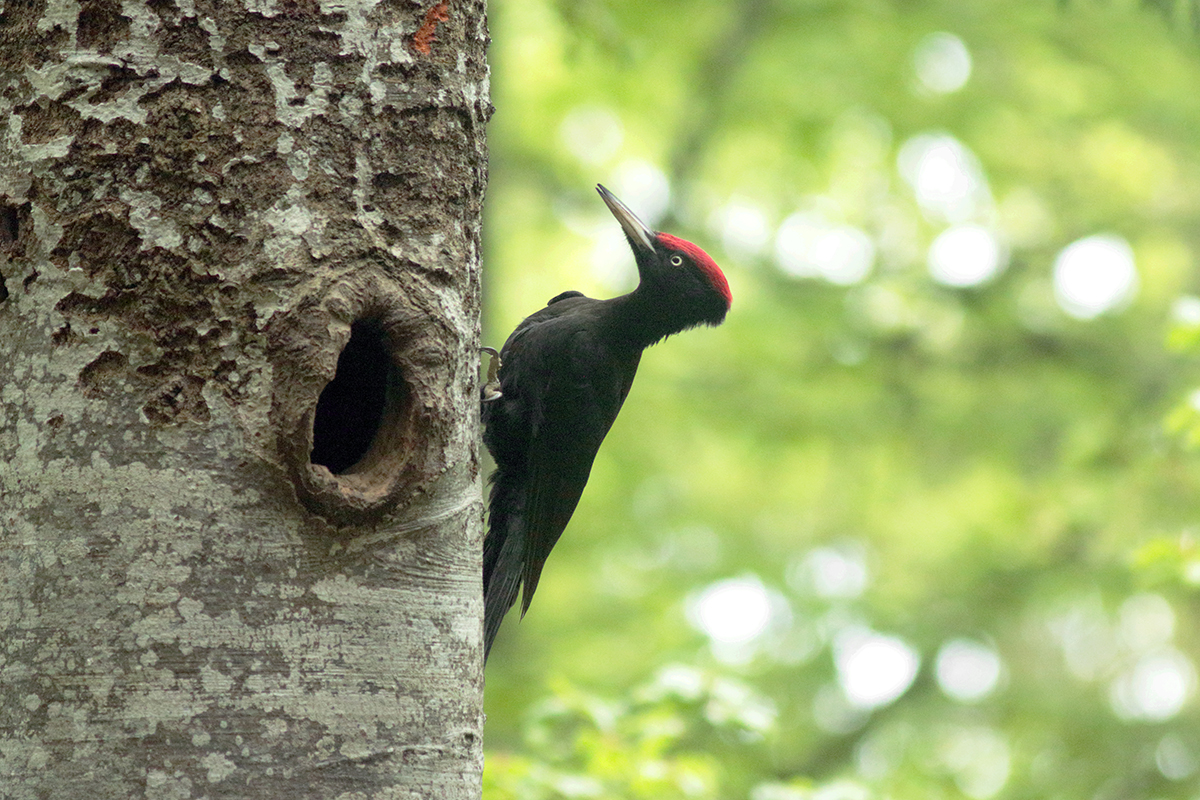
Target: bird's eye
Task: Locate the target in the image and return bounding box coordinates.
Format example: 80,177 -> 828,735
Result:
670,254 -> 684,266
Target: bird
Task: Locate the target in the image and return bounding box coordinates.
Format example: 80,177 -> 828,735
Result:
481,184 -> 731,659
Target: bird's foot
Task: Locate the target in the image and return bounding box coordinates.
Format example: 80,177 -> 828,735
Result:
480,346 -> 502,402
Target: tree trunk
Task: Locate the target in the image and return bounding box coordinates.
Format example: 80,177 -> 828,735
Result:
0,2 -> 489,798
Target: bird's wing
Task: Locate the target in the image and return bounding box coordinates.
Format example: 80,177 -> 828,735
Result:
496,305 -> 638,614
521,325 -> 632,613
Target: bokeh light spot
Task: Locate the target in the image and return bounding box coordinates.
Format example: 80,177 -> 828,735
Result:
775,212 -> 874,285
1052,234 -> 1138,319
928,224 -> 1005,287
716,200 -> 771,258
1156,734 -> 1198,781
936,639 -> 1003,702
689,576 -> 772,645
1117,593 -> 1174,652
1109,648 -> 1197,721
898,134 -> 989,222
775,211 -> 827,279
814,226 -> 875,285
1172,295 -> 1200,326
939,726 -> 1011,799
913,32 -> 972,94
1047,595 -> 1119,681
834,628 -> 920,709
788,543 -> 869,599
559,105 -> 623,166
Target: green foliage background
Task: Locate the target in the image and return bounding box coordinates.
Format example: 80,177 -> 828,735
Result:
480,1 -> 1200,797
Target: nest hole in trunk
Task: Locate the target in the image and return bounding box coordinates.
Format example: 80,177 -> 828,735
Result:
310,319 -> 409,476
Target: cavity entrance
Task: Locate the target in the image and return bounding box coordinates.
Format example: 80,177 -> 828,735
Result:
310,320 -> 405,475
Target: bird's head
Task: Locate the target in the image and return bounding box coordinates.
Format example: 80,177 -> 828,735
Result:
597,184 -> 731,327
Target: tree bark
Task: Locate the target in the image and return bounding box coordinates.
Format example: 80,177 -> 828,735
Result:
0,1 -> 488,798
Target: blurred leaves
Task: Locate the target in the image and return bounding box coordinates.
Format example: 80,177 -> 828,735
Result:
482,0 -> 1200,797
484,666 -> 774,799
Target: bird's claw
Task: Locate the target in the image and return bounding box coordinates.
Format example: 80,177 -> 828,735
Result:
480,346 -> 502,402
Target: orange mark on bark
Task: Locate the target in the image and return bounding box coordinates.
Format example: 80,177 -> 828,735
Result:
412,2 -> 449,55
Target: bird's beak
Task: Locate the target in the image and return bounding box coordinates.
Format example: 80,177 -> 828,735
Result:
597,184 -> 656,254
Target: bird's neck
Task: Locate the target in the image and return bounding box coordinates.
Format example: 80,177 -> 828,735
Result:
605,282 -> 698,350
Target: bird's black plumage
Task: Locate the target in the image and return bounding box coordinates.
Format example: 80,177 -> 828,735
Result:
481,185 -> 731,659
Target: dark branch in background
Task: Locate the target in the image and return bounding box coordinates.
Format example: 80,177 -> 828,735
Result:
665,0 -> 774,229
554,0 -> 631,59
1140,0 -> 1174,21
1135,0 -> 1200,33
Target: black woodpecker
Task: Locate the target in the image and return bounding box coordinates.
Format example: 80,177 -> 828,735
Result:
481,184 -> 731,659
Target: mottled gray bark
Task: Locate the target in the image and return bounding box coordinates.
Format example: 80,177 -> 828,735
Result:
0,1 -> 488,798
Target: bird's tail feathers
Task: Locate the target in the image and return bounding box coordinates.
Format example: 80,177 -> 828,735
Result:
483,473 -> 525,660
